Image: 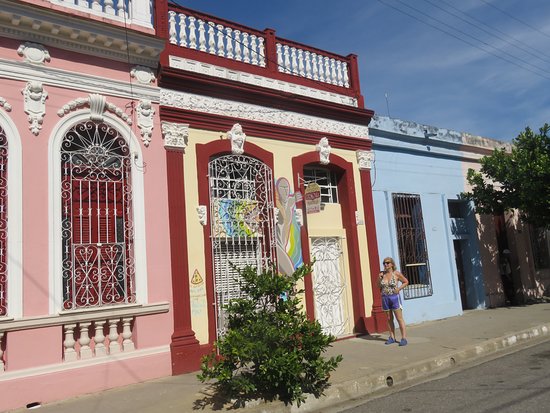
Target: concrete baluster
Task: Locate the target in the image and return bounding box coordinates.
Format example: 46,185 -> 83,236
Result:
290,47 -> 298,74
0,331 -> 5,371
331,58 -> 337,85
94,320 -> 107,357
179,14 -> 188,47
258,37 -> 266,67
336,60 -> 344,86
207,22 -> 216,54
79,322 -> 93,359
234,30 -> 242,61
198,19 -> 206,52
168,11 -> 177,44
312,52 -> 319,80
276,43 -> 283,72
250,35 -> 258,65
63,324 -> 78,362
108,319 -> 121,354
226,28 -> 234,59
216,24 -> 225,56
242,33 -> 250,63
188,16 -> 197,49
283,45 -> 291,73
122,318 -> 135,352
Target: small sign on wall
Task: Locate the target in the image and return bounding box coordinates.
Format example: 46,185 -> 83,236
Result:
304,183 -> 321,214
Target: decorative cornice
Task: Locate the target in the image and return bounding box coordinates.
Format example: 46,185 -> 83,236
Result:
160,89 -> 370,139
169,56 -> 358,108
0,59 -> 160,102
161,121 -> 189,151
0,0 -> 163,67
57,93 -> 132,125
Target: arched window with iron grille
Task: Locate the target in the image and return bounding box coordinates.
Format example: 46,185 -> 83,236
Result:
60,121 -> 135,310
208,154 -> 276,337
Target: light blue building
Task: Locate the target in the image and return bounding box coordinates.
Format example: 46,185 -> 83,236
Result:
369,116 -> 508,324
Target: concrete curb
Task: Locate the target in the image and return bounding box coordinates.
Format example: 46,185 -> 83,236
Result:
246,323 -> 550,413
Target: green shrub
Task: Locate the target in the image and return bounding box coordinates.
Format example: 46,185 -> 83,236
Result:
197,263 -> 342,407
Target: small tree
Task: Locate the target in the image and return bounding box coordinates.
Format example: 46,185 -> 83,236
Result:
464,124 -> 550,228
198,263 -> 342,407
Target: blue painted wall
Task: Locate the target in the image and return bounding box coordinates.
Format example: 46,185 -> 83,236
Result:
369,116 -> 489,325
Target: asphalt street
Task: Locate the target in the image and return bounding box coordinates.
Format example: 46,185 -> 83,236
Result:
339,340 -> 550,413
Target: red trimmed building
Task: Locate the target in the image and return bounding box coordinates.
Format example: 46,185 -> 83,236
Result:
155,2 -> 386,374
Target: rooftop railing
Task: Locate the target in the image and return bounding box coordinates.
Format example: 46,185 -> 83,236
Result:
159,3 -> 362,102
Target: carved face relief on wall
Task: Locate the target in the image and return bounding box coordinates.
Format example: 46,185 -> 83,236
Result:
228,123 -> 246,155
136,100 -> 155,147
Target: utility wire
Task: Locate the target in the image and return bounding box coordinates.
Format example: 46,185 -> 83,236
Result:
392,0 -> 550,77
423,0 -> 550,65
376,0 -> 550,81
480,0 -> 550,40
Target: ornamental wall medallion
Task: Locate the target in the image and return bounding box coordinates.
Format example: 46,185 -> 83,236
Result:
17,42 -> 51,65
22,81 -> 48,135
316,137 -> 331,165
136,100 -> 155,147
130,66 -> 156,85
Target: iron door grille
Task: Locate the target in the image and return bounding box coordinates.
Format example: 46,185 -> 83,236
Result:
392,193 -> 432,299
0,127 -> 7,316
61,121 -> 136,310
208,155 -> 276,337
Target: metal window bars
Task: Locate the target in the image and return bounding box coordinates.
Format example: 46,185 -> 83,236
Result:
208,155 -> 276,338
392,193 -> 433,299
303,167 -> 338,204
61,121 -> 135,310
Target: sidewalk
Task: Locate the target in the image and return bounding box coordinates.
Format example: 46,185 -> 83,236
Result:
10,303 -> 550,413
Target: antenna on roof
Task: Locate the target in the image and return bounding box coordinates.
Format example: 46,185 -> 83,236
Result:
385,92 -> 391,118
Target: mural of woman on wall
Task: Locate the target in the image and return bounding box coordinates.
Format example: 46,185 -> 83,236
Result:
275,177 -> 303,275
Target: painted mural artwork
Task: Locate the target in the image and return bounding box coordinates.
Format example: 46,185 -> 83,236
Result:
275,177 -> 303,275
211,198 -> 261,237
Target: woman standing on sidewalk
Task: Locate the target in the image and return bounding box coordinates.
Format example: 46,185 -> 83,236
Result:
379,257 -> 409,346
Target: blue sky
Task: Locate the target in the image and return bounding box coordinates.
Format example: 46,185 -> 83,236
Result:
177,0 -> 550,142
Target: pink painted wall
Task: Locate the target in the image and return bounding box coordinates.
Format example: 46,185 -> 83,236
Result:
0,30 -> 174,410
0,351 -> 171,412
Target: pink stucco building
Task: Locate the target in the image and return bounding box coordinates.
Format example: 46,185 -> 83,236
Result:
0,1 -> 173,410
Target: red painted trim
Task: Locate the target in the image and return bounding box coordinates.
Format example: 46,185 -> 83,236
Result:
159,65 -> 373,125
359,168 -> 386,333
165,149 -> 201,374
347,54 -> 365,109
159,106 -> 372,152
292,152 -> 367,333
196,139 -> 274,344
